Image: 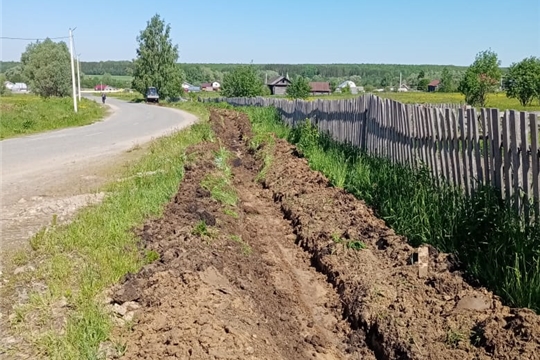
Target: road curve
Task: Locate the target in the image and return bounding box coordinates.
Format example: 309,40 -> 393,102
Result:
0,96 -> 198,207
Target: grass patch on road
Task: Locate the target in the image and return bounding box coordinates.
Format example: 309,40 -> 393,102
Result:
1,105 -> 211,359
0,94 -> 106,140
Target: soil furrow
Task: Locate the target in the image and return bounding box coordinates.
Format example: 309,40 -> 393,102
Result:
109,108 -> 540,360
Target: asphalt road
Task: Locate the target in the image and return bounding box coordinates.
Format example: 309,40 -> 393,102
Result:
1,96 -> 198,207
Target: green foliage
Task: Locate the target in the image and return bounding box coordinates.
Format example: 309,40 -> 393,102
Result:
341,84 -> 352,95
0,73 -> 7,96
132,14 -> 184,100
417,78 -> 430,91
5,65 -> 24,83
438,67 -> 456,93
222,65 -> 264,97
329,80 -> 337,93
458,49 -> 502,107
504,56 -> 540,106
245,106 -> 540,313
20,38 -> 72,97
286,75 -> 311,99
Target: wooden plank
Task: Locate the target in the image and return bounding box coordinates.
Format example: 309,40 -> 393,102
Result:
459,109 -> 470,195
434,108 -> 447,182
466,108 -> 476,192
530,114 -> 540,219
445,109 -> 457,187
502,112 -> 512,201
520,112 -> 531,222
439,109 -> 451,184
510,110 -> 521,213
492,109 -> 504,196
472,108 -> 483,188
419,106 -> 429,169
480,109 -> 491,186
404,104 -> 413,167
431,108 -> 442,182
424,107 -> 437,180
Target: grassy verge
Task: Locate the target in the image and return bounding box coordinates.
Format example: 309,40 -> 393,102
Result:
237,104 -> 540,313
0,94 -> 107,140
2,105 -> 211,359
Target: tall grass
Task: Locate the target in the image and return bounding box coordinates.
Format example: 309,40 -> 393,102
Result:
242,105 -> 540,312
0,94 -> 106,140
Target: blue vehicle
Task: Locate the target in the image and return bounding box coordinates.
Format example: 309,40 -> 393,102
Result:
145,87 -> 159,103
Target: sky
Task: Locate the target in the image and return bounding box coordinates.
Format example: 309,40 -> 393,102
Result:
1,0 -> 539,66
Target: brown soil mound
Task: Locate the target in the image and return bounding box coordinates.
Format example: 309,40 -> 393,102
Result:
110,108 -> 540,360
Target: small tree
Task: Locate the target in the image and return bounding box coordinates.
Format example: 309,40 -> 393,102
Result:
286,76 -> 311,99
0,73 -> 7,96
504,56 -> 540,106
438,67 -> 455,93
458,49 -> 501,107
417,78 -> 430,91
20,39 -> 71,97
222,65 -> 264,97
132,14 -> 184,100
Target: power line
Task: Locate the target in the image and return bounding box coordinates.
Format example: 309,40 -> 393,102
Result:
0,36 -> 69,41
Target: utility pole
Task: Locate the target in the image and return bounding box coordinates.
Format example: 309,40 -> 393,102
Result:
77,53 -> 81,101
69,27 -> 78,113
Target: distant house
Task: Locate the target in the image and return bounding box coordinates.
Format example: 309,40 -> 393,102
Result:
398,84 -> 411,92
309,82 -> 331,95
182,82 -> 192,91
201,82 -> 220,91
427,80 -> 440,92
186,86 -> 201,93
94,84 -> 115,92
4,81 -> 14,90
11,82 -> 28,92
336,80 -> 363,94
266,75 -> 292,95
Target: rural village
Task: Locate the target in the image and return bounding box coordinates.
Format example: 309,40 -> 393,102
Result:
2,2 -> 540,360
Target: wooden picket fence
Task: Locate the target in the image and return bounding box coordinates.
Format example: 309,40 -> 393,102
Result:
201,94 -> 540,219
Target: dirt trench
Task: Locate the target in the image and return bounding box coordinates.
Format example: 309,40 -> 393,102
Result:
109,109 -> 540,360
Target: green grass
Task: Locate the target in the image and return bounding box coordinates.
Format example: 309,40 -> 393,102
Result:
239,104 -> 540,313
4,106 -> 212,358
200,146 -> 238,206
375,92 -> 540,111
0,94 -> 106,140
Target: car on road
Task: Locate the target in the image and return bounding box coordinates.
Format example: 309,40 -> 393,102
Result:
145,87 -> 159,103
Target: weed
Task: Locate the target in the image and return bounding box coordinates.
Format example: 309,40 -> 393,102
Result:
445,328 -> 466,348
230,235 -> 252,255
347,240 -> 367,251
223,208 -> 239,218
192,220 -> 210,237
144,250 -> 160,264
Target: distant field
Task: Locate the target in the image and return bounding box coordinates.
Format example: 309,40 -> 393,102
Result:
375,92 -> 540,112
110,75 -> 133,81
0,94 -> 106,139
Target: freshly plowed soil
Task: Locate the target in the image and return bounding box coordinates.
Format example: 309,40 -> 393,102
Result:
111,109 -> 540,360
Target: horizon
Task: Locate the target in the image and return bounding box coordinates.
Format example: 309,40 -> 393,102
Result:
1,0 -> 539,66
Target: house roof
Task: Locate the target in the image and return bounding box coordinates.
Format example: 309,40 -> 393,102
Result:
95,84 -> 108,89
309,82 -> 331,92
428,79 -> 440,86
267,76 -> 292,86
201,83 -> 212,88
